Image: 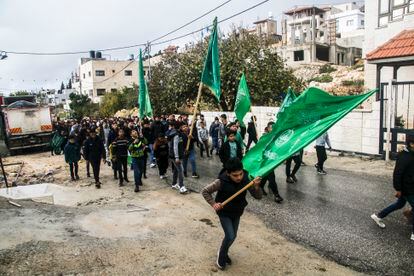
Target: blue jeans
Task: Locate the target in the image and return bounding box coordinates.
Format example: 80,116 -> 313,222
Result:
149,144 -> 155,163
183,149 -> 197,174
378,195 -> 414,231
212,137 -> 219,153
219,215 -> 240,262
171,159 -> 184,187
131,157 -> 145,186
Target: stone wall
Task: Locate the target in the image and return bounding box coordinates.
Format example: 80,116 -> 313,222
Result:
201,101 -> 381,155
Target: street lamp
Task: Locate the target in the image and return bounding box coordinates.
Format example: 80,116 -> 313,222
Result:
0,51 -> 7,60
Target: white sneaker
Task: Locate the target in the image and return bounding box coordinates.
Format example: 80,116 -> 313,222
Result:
171,184 -> 180,190
150,163 -> 156,168
179,186 -> 188,194
411,233 -> 414,241
160,176 -> 164,179
371,213 -> 386,228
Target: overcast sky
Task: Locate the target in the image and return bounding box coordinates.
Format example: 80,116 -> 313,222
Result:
0,0 -> 353,94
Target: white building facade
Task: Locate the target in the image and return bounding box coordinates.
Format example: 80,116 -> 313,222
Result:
364,0 -> 414,89
73,55 -> 153,103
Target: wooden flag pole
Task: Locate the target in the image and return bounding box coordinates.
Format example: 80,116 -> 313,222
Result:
221,179 -> 255,207
187,82 -> 203,151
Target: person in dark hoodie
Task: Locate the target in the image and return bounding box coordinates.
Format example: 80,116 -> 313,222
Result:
83,127 -> 105,188
168,122 -> 188,194
219,130 -> 243,170
201,158 -> 262,270
371,132 -> 414,241
63,134 -> 81,181
154,132 -> 169,179
112,128 -> 130,186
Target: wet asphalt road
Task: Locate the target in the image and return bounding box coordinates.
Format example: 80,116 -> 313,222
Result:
184,154 -> 414,275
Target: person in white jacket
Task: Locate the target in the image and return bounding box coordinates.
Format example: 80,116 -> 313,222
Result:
315,132 -> 332,175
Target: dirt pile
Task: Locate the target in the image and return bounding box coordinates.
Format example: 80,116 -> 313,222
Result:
293,64 -> 365,95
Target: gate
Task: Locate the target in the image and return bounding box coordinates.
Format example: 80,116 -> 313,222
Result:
379,81 -> 414,156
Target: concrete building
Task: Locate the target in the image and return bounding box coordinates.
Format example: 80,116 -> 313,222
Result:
46,88 -> 74,109
364,0 -> 414,89
277,4 -> 363,66
329,3 -> 365,48
252,14 -> 281,42
364,0 -> 414,156
72,51 -> 153,103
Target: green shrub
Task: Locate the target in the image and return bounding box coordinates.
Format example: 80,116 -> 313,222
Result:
342,79 -> 364,86
319,64 -> 336,74
310,74 -> 333,83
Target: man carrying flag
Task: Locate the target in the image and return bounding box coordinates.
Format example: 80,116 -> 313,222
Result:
202,87 -> 376,270
201,158 -> 262,270
187,16 -> 220,150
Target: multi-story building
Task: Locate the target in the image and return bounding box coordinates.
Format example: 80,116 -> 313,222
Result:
329,3 -> 365,48
252,14 -> 281,42
277,3 -> 363,66
72,51 -> 153,103
364,0 -> 414,89
364,0 -> 414,155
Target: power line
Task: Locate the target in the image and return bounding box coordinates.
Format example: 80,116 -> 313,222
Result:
152,0 -> 270,46
150,0 -> 232,43
0,0 -> 233,56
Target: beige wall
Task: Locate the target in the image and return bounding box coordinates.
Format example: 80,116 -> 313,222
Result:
75,59 -> 154,103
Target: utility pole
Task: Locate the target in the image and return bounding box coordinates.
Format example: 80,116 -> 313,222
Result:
145,41 -> 152,81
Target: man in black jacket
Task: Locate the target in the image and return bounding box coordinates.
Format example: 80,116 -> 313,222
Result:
246,116 -> 258,151
112,129 -> 130,186
371,132 -> 414,241
201,158 -> 262,270
83,128 -> 106,188
219,130 -> 243,169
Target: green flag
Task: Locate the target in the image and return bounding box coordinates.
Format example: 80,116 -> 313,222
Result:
138,49 -> 152,119
234,73 -> 251,127
278,87 -> 297,117
243,87 -> 377,177
201,17 -> 221,101
144,82 -> 153,118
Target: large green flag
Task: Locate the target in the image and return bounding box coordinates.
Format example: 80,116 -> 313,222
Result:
201,17 -> 221,102
243,87 -> 377,177
234,73 -> 251,127
138,49 -> 152,119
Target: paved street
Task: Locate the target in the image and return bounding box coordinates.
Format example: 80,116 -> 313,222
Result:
186,154 -> 413,275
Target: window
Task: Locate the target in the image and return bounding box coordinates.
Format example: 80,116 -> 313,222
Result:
294,50 -> 304,61
346,19 -> 354,26
124,70 -> 132,76
111,88 -> 117,93
379,0 -> 412,26
361,20 -> 365,26
88,90 -> 93,96
95,70 -> 105,76
96,89 -> 106,96
83,73 -> 85,79
112,69 -> 115,73
380,0 -> 390,14
88,71 -> 91,77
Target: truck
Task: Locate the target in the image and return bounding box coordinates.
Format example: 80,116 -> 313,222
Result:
0,95 -> 53,154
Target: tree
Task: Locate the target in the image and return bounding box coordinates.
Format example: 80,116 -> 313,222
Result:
98,85 -> 138,117
69,93 -> 99,119
148,28 -> 303,114
10,90 -> 31,96
60,82 -> 65,91
67,79 -> 72,89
